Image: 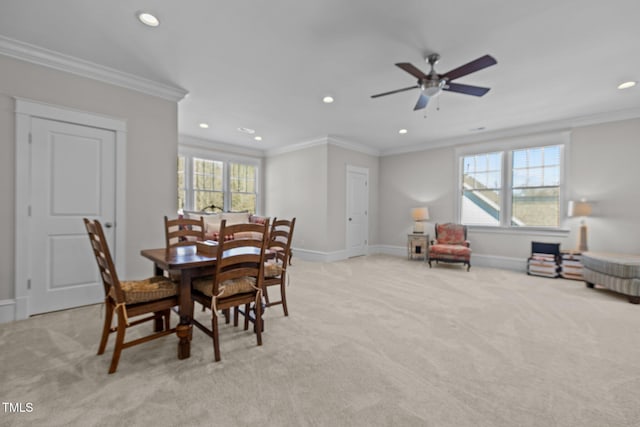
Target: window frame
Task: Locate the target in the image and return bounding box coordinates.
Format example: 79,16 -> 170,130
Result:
455,131 -> 570,234
178,146 -> 262,214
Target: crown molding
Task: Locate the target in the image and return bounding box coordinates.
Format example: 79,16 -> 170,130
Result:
327,136 -> 381,157
0,35 -> 188,102
266,135 -> 380,157
179,134 -> 264,158
265,136 -> 329,157
381,107 -> 640,156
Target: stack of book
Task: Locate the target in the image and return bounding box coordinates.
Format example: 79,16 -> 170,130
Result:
560,252 -> 583,280
528,252 -> 560,278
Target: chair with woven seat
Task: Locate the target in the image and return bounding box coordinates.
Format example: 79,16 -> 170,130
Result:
164,215 -> 208,299
263,217 -> 296,316
191,219 -> 270,362
164,215 -> 205,248
84,218 -> 179,374
428,223 -> 472,271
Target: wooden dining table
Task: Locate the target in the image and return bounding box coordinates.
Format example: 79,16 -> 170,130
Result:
140,244 -> 263,359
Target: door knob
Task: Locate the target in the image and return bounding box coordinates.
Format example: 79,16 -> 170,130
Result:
104,222 -> 113,228
348,218 -> 352,221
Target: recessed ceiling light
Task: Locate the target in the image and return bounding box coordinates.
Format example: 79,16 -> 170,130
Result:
237,127 -> 256,134
137,11 -> 160,27
254,136 -> 262,141
199,123 -> 209,129
322,96 -> 334,104
398,129 -> 408,134
617,81 -> 636,90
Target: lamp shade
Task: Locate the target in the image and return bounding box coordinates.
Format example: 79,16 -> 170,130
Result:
567,201 -> 592,217
411,207 -> 430,221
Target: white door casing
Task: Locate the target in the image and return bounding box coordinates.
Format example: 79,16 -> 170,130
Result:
346,165 -> 369,258
14,98 -> 127,319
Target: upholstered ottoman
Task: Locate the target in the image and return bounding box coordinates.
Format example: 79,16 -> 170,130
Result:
582,252 -> 640,304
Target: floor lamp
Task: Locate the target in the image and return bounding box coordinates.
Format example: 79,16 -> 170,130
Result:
568,200 -> 592,252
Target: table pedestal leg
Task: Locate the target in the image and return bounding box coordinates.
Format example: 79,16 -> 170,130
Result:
176,317 -> 192,359
177,270 -> 194,359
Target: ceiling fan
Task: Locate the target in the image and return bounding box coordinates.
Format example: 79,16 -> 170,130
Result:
371,53 -> 497,111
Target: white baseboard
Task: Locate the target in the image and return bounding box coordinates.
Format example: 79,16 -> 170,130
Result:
370,244 -> 526,271
472,254 -> 527,272
370,244 -> 406,258
0,299 -> 16,324
291,247 -> 349,263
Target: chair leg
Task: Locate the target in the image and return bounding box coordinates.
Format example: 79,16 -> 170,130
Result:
153,311 -> 164,332
233,307 -> 239,327
255,301 -> 263,346
163,309 -> 171,330
212,312 -> 221,362
109,308 -> 127,374
98,300 -> 113,355
263,287 -> 270,305
243,303 -> 250,330
280,282 -> 289,316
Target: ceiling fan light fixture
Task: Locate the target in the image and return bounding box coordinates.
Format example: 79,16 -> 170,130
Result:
617,81 -> 636,90
136,11 -> 160,27
421,79 -> 445,97
423,86 -> 441,97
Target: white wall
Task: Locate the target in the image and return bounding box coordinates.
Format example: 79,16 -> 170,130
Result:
379,118 -> 640,267
569,119 -> 640,253
0,55 -> 178,301
379,146 -> 455,247
265,143 -> 329,252
265,140 -> 380,258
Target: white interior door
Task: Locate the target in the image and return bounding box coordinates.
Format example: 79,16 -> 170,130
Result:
346,166 -> 369,258
29,117 -> 116,315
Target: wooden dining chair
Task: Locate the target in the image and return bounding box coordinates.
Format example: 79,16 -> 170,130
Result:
84,218 -> 179,374
191,219 -> 270,362
263,217 -> 296,316
165,215 -> 208,292
164,215 -> 205,248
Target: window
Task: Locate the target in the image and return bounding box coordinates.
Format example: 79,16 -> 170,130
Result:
511,146 -> 561,227
229,162 -> 257,212
178,150 -> 260,213
459,136 -> 566,229
461,152 -> 502,226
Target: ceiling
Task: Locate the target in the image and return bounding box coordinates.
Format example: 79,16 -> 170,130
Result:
1,0 -> 639,155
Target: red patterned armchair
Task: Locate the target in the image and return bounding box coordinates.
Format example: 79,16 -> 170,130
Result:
428,223 -> 471,271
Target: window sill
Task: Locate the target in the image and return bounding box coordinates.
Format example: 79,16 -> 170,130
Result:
466,225 -> 570,237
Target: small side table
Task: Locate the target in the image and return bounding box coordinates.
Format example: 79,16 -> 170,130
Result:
408,233 -> 429,261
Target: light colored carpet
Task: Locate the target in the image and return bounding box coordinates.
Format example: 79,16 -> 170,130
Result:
2,255 -> 640,427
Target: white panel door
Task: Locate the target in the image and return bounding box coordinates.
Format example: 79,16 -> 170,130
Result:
346,166 -> 369,258
29,118 -> 116,314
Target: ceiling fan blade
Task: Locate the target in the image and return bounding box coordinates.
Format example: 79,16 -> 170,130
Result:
371,85 -> 420,98
442,55 -> 497,81
444,82 -> 491,97
413,93 -> 429,110
395,63 -> 428,79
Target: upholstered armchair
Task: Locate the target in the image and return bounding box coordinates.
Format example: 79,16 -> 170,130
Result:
428,223 -> 471,271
